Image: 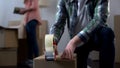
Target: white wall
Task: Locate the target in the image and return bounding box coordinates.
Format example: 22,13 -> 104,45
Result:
0,0 -> 24,27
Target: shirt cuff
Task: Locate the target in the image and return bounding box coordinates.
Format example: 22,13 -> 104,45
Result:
77,31 -> 89,43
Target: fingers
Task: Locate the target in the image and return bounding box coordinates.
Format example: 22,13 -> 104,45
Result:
61,40 -> 76,60
61,50 -> 66,58
53,45 -> 58,55
61,48 -> 74,60
68,49 -> 73,60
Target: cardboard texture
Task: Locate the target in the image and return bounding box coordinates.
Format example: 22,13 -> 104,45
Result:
39,20 -> 48,38
0,29 -> 5,47
0,48 -> 17,66
4,29 -> 18,48
37,38 -> 44,55
8,20 -> 48,39
8,20 -> 48,53
8,20 -> 20,27
0,28 -> 18,48
8,20 -> 48,65
33,55 -> 76,68
38,20 -> 48,54
13,20 -> 48,65
8,20 -> 26,39
114,15 -> 120,63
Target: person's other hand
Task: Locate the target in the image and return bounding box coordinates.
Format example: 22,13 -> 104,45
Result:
61,40 -> 76,60
61,36 -> 81,60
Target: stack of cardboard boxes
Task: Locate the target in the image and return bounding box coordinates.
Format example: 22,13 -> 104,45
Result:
7,20 -> 48,66
0,27 -> 18,66
114,15 -> 120,63
0,20 -> 48,66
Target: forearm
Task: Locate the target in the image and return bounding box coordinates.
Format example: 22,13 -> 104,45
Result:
70,35 -> 82,47
50,21 -> 66,45
50,0 -> 67,45
24,7 -> 35,12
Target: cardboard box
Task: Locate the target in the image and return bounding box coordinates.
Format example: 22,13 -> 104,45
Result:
8,20 -> 26,39
37,38 -> 44,55
8,20 -> 48,50
0,29 -> 5,48
0,27 -> 18,48
33,55 -> 76,68
38,20 -> 48,55
0,48 -> 17,66
8,20 -> 48,39
39,20 -> 48,38
114,15 -> 120,63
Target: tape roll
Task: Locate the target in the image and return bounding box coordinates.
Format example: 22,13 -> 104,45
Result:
45,34 -> 56,61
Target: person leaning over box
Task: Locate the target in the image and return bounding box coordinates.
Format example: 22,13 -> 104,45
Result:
50,0 -> 115,68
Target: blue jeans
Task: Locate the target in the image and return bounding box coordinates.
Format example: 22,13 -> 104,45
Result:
25,19 -> 39,59
75,26 -> 115,68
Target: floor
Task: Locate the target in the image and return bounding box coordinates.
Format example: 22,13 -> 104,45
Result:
0,61 -> 120,68
91,61 -> 120,68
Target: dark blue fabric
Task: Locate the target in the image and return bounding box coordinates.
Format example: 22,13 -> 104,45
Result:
25,19 -> 39,59
74,26 -> 115,68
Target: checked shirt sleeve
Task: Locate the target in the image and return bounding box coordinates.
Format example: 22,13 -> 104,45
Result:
78,0 -> 109,43
49,0 -> 68,45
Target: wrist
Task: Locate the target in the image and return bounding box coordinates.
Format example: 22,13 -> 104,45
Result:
69,39 -> 77,48
71,35 -> 81,46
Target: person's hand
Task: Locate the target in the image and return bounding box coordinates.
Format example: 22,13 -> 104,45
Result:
19,8 -> 26,15
53,43 -> 58,55
61,36 -> 81,60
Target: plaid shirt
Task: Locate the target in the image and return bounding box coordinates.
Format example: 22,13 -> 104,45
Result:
50,0 -> 109,44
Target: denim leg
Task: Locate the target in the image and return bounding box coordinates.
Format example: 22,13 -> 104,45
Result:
98,27 -> 115,68
75,26 -> 115,68
25,20 -> 39,59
